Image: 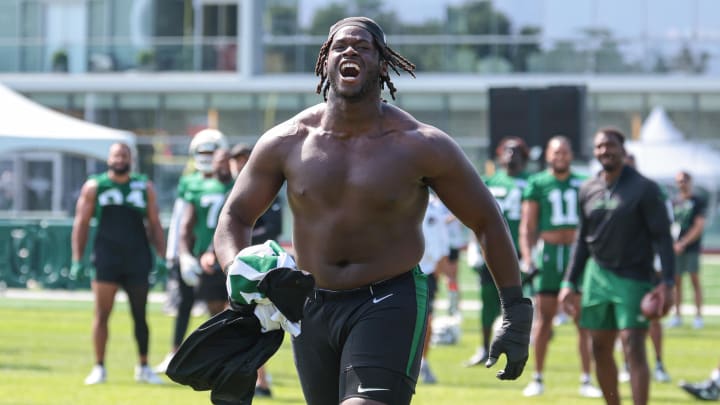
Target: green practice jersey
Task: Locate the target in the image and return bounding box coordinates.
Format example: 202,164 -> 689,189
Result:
93,172 -> 149,218
91,172 -> 150,247
176,171 -> 203,199
523,170 -> 586,232
484,170 -> 530,248
183,177 -> 233,256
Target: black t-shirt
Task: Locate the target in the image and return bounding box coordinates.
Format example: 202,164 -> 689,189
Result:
673,194 -> 707,253
566,165 -> 675,285
251,197 -> 283,245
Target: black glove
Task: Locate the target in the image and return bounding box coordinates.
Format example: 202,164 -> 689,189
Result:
257,268 -> 315,323
486,287 -> 533,380
521,264 -> 539,287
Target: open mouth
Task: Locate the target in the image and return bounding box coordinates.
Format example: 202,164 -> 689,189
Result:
340,61 -> 360,79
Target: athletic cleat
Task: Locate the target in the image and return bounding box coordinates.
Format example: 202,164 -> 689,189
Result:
523,380 -> 544,397
254,386 -> 272,397
679,378 -> 720,401
135,365 -> 164,384
654,365 -> 671,383
693,316 -> 704,330
618,365 -> 631,383
154,352 -> 175,374
464,347 -> 488,367
579,382 -> 603,398
666,315 -> 682,328
84,365 -> 106,385
553,312 -> 570,326
420,361 -> 438,384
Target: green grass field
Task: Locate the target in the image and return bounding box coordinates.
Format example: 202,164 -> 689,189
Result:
1,257 -> 719,405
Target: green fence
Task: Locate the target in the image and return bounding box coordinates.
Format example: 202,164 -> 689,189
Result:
0,219 -> 166,290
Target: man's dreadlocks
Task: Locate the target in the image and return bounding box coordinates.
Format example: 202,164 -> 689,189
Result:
314,17 -> 416,101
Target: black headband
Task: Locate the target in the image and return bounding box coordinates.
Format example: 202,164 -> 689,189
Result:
327,16 -> 387,47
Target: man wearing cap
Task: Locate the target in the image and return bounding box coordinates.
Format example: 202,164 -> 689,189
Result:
214,16 -> 532,405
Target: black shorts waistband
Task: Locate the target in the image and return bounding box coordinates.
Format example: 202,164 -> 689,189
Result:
312,268 -> 418,301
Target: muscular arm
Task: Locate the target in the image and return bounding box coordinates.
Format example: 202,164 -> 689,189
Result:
71,180 -> 97,261
643,183 -> 675,285
519,200 -> 539,271
214,127 -> 289,271
423,131 -> 521,289
145,182 -> 167,256
166,197 -> 188,261
564,213 -> 589,289
677,216 -> 706,250
178,201 -> 197,256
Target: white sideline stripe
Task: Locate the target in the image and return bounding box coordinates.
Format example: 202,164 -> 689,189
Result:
1,288 -> 166,303
2,289 -> 720,316
434,299 -> 720,316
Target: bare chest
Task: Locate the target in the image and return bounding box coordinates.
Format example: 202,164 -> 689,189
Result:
285,134 -> 421,212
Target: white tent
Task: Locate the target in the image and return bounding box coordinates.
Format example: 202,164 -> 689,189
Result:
0,83 -> 136,213
0,83 -> 135,159
625,106 -> 720,192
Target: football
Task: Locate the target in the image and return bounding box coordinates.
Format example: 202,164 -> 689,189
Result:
641,290 -> 662,320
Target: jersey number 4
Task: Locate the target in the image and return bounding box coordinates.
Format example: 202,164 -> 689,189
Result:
98,188 -> 146,208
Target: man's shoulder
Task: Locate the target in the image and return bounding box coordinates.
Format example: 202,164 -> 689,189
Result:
129,173 -> 148,183
579,173 -> 602,192
262,104 -> 323,140
88,172 -> 106,183
527,170 -> 552,183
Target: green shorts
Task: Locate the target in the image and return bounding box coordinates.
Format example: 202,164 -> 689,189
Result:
533,241 -> 570,295
579,259 -> 653,330
675,251 -> 700,275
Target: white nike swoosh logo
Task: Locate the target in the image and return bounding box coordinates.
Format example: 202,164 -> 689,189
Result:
372,293 -> 394,304
358,385 -> 390,393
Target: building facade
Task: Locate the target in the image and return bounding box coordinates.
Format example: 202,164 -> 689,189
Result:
1,0 -> 720,221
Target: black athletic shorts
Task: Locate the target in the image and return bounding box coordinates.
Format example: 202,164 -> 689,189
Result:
292,267 -> 429,405
195,265 -> 228,301
427,272 -> 438,315
92,239 -> 152,288
448,247 -> 460,262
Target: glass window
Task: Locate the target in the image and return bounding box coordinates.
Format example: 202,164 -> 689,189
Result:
23,159 -> 53,211
698,94 -> 720,141
163,93 -> 208,135
26,93 -> 71,110
62,155 -> 88,213
258,93 -> 303,131
448,93 -> 487,140
398,94 -> 444,111
647,93 -> 696,141
397,94 -> 448,132
647,93 -> 694,111
210,94 -> 259,137
594,93 -> 645,137
110,0 -> 150,69
0,2 -> 19,72
0,159 -> 15,210
20,1 -> 43,72
117,94 -> 160,132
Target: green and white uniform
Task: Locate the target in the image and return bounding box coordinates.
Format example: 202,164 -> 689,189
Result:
478,170 -> 530,328
183,177 -> 233,256
167,171 -> 203,262
91,172 -> 152,285
523,170 -> 586,294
